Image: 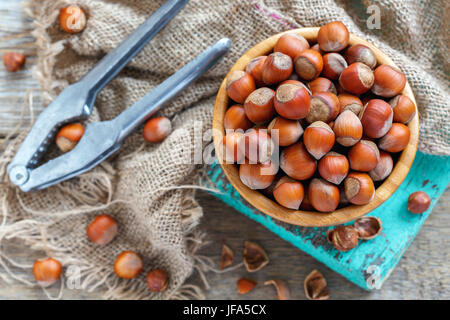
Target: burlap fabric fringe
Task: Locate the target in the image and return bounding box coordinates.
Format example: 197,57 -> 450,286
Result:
0,0 -> 448,299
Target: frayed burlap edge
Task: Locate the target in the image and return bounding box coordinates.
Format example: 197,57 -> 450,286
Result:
0,0 -> 225,300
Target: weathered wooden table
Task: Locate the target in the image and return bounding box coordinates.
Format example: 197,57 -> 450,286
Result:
0,0 -> 448,300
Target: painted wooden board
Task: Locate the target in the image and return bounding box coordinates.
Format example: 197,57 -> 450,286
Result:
205,151 -> 450,290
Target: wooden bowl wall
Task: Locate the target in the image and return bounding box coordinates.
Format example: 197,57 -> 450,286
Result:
213,27 -> 419,227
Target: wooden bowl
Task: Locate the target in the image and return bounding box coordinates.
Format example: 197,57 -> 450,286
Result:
213,28 -> 419,227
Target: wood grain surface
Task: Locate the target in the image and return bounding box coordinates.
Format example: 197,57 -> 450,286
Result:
0,0 -> 448,300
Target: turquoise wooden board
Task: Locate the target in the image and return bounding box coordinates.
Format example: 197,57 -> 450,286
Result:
205,151 -> 449,290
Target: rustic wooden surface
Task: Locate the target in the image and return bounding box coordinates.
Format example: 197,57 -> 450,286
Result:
0,0 -> 448,300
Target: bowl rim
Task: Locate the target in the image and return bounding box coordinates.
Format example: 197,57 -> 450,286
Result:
212,27 -> 419,227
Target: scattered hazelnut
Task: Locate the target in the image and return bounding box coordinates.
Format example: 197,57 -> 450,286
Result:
304,269 -> 330,300
262,52 -> 293,85
408,191 -> 431,214
56,123 -> 85,152
219,244 -> 234,270
237,278 -> 257,294
354,216 -> 382,240
113,251 -> 143,279
59,5 -> 87,34
33,258 -> 62,287
244,87 -> 275,124
294,49 -> 323,81
330,225 -> 359,251
243,241 -> 269,272
273,176 -> 305,209
86,214 -> 118,246
264,279 -> 291,300
143,116 -> 172,143
226,70 -> 256,104
3,52 -> 26,72
274,33 -> 310,59
146,269 -> 168,292
308,178 -> 340,212
280,142 -> 317,180
317,21 -> 350,52
345,44 -> 377,69
224,105 -> 252,131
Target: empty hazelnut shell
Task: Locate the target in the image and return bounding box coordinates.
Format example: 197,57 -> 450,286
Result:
237,278 -> 257,294
304,269 -> 330,300
219,244 -> 234,270
264,279 -> 291,300
243,241 -> 269,272
354,216 -> 382,240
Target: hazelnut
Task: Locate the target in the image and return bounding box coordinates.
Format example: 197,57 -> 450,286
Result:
369,151 -> 393,181
246,56 -> 267,86
389,95 -> 416,124
306,92 -> 340,124
318,152 -> 349,185
222,132 -> 245,164
143,116 -> 172,143
348,140 -> 380,172
264,279 -> 290,300
113,251 -> 143,279
243,241 -> 269,272
146,269 -> 169,292
372,65 -> 406,98
354,216 -> 382,240
310,43 -> 325,55
294,49 -> 323,81
274,33 -> 310,59
239,128 -> 274,163
237,278 -> 257,294
303,121 -> 335,160
267,116 -> 303,147
280,142 -> 317,180
408,191 -> 431,214
244,87 -> 275,124
378,123 -> 410,153
344,172 -> 375,205
308,178 -> 340,212
59,5 -> 87,34
3,52 -> 26,72
308,77 -> 337,95
333,110 -> 363,147
359,99 -> 393,138
338,93 -> 363,115
317,21 -> 349,52
224,105 -> 252,131
56,123 -> 85,152
262,52 -> 293,85
304,269 -> 330,300
33,258 -> 62,287
339,62 -> 374,95
219,244 -> 234,270
273,176 -> 305,210
226,70 -> 256,104
274,83 -> 310,120
299,188 -> 314,211
330,225 -> 359,251
86,214 -> 118,246
239,160 -> 278,190
345,44 -> 377,69
322,53 -> 348,80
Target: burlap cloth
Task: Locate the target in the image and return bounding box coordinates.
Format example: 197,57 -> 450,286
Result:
0,0 -> 448,299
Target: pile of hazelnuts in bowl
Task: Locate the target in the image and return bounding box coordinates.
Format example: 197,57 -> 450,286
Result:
217,21 -> 417,218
